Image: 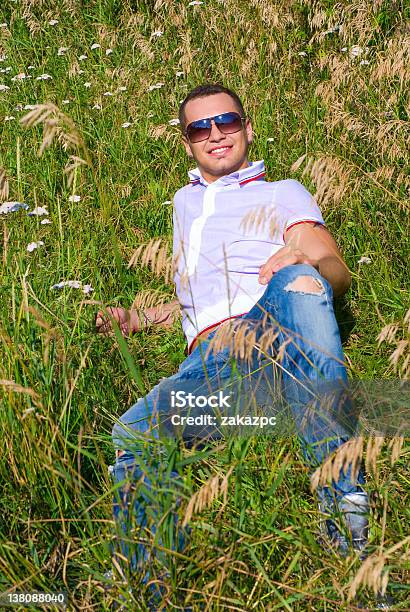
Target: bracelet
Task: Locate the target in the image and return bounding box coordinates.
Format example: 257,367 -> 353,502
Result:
141,308 -> 177,328
142,310 -> 154,326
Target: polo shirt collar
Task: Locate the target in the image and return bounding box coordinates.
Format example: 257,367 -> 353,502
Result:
188,160 -> 265,188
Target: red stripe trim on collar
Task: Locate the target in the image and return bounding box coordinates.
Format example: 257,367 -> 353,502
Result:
239,171 -> 266,186
190,170 -> 266,186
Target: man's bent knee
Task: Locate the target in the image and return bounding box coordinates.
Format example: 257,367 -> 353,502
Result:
284,275 -> 325,295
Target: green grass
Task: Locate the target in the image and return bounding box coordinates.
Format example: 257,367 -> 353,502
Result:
0,0 -> 409,609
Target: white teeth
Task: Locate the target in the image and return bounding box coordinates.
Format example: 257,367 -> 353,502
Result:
211,146 -> 230,153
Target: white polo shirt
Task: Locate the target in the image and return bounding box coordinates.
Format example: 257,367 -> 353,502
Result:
172,160 -> 325,352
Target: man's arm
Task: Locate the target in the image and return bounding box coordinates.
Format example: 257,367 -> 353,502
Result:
258,223 -> 351,298
142,300 -> 181,328
96,300 -> 181,336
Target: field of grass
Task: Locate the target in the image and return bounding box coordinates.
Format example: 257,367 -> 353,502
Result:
0,0 -> 409,609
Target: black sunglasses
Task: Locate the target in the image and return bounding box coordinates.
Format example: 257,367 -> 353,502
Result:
185,111 -> 246,143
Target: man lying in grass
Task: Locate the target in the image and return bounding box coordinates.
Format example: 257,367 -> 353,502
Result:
96,83 -> 368,597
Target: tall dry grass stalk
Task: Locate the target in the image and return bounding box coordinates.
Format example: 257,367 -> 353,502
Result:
311,437 -> 363,491
239,205 -> 279,240
301,155 -> 357,209
311,435 -> 406,493
348,536 -> 410,601
20,103 -> 86,156
183,466 -> 234,527
377,309 -> 410,378
0,168 -> 9,202
128,238 -> 174,285
20,1 -> 42,36
205,316 -> 284,369
63,155 -> 89,188
0,379 -> 42,403
131,288 -> 173,312
19,103 -> 116,213
302,2 -> 410,218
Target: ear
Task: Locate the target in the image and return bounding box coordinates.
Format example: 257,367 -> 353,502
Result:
245,118 -> 253,145
182,135 -> 194,158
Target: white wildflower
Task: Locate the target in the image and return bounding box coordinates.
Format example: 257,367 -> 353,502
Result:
360,60 -> 370,65
0,84 -> 10,91
5,67 -> 11,73
15,104 -> 23,111
103,91 -> 113,96
78,54 -> 87,61
68,194 -> 81,203
266,137 -> 274,142
188,1 -> 203,5
105,48 -> 113,56
82,284 -> 94,295
11,73 -> 27,81
350,45 -> 363,58
62,99 -> 70,104
28,206 -> 49,216
121,122 -> 132,128
341,47 -> 348,52
48,19 -> 59,26
84,82 -> 92,88
92,103 -> 102,110
4,116 -> 15,121
36,74 -> 52,80
151,30 -> 163,38
0,201 -> 29,214
168,118 -> 180,125
176,71 -> 184,77
147,82 -> 164,91
21,407 -> 36,419
24,104 -> 36,110
57,47 -> 69,56
52,280 -> 82,290
0,23 -> 8,28
0,55 -> 7,62
78,69 -> 85,75
358,256 -> 372,264
118,86 -> 127,91
27,241 -> 44,253
91,43 -> 101,50
162,200 -> 172,205
27,65 -> 35,70
298,51 -> 307,56
41,218 -> 52,225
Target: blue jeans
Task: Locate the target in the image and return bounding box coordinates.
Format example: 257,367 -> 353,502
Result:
110,264 -> 364,578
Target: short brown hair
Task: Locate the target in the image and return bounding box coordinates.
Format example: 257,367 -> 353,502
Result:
178,83 -> 246,133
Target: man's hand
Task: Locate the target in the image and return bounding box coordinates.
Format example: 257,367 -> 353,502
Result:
258,246 -> 318,285
95,307 -> 139,336
95,301 -> 181,337
258,223 -> 351,297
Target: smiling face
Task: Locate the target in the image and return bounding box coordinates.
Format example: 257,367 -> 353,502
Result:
181,93 -> 253,183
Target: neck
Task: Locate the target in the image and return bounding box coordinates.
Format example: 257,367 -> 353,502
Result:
200,159 -> 250,184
